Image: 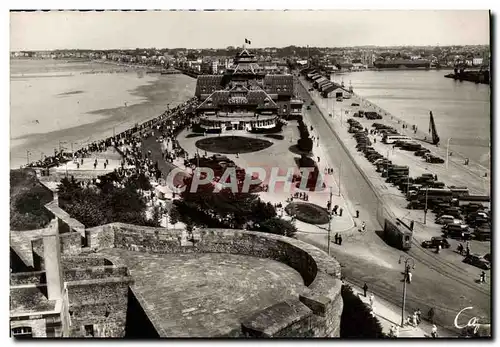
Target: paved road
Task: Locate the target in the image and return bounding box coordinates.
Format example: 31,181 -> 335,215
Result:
295,77 -> 490,330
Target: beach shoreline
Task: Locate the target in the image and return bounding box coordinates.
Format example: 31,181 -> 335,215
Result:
10,59 -> 196,168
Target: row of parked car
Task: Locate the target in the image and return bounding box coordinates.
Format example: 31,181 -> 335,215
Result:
347,117 -> 491,244
372,123 -> 445,163
434,202 -> 491,241
421,236 -> 490,270
353,110 -> 383,120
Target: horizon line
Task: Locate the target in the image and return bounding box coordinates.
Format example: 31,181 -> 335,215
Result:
10,43 -> 491,52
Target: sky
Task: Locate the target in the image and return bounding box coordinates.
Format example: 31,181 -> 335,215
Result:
10,10 -> 490,51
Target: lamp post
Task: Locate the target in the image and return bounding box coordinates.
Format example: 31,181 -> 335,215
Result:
338,162 -> 342,197
327,186 -> 333,256
446,138 -> 452,170
398,256 -> 415,327
423,186 -> 429,224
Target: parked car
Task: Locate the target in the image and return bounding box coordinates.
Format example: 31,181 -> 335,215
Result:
436,215 -> 456,225
425,155 -> 445,164
306,106 -> 311,110
474,226 -> 491,241
463,254 -> 491,270
421,237 -> 451,249
351,102 -> 360,107
336,97 -> 343,102
414,149 -> 431,156
443,224 -> 472,239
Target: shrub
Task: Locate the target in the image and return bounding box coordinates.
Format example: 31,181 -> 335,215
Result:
258,217 -> 297,238
298,137 -> 313,152
58,180 -> 159,228
340,285 -> 386,338
285,202 -> 329,225
10,169 -> 53,231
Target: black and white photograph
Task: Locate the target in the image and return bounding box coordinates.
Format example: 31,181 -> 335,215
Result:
7,8 -> 492,339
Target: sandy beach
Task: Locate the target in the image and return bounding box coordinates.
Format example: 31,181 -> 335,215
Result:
10,59 -> 196,168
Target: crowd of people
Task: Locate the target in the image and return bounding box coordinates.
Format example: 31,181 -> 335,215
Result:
26,97 -> 199,172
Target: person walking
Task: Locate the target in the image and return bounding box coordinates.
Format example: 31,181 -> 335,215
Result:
431,324 -> 438,338
428,308 -> 435,324
361,221 -> 366,232
356,210 -> 359,218
369,293 -> 374,307
334,233 -> 339,245
389,325 -> 396,338
416,308 -> 422,325
338,235 -> 343,246
339,207 -> 343,217
363,282 -> 368,297
480,271 -> 486,283
412,312 -> 418,328
407,270 -> 412,283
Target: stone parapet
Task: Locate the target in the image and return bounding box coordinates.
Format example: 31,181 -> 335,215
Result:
86,223 -> 343,337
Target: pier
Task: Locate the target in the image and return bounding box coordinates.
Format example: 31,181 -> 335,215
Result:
444,70 -> 490,85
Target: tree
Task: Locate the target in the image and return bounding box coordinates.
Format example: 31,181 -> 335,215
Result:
169,207 -> 181,227
251,201 -> 277,223
298,137 -> 313,152
258,217 -> 297,238
11,169 -> 53,231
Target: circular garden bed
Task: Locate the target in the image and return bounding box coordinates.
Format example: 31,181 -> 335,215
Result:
195,136 -> 273,154
285,202 -> 330,225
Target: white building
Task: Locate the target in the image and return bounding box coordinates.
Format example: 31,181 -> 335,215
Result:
212,60 -> 219,74
473,57 -> 484,66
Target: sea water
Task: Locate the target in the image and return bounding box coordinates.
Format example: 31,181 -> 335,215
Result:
331,70 -> 491,169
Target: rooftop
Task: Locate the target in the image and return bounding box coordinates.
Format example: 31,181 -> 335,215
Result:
98,249 -> 306,337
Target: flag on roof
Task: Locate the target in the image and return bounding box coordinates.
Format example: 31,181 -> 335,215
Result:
245,38 -> 251,45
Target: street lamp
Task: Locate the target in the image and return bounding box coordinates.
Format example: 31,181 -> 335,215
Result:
327,186 -> 333,256
446,138 -> 452,170
398,256 -> 415,327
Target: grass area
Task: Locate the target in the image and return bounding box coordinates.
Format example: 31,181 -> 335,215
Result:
195,136 -> 273,154
265,134 -> 284,140
185,133 -> 205,138
285,202 -> 329,224
10,169 -> 53,231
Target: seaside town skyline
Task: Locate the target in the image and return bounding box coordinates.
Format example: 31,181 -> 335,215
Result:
10,10 -> 490,51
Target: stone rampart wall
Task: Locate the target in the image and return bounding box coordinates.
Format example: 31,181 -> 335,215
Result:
87,223 -> 343,337
63,266 -> 128,282
66,277 -> 131,338
61,256 -> 111,271
10,271 -> 46,286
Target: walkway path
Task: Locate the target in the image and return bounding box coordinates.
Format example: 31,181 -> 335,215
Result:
346,281 -> 456,338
